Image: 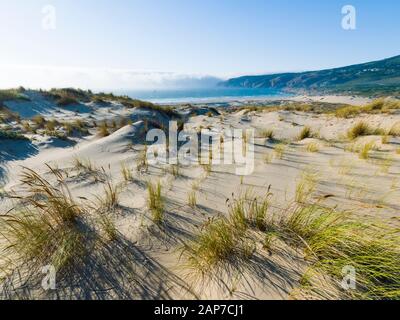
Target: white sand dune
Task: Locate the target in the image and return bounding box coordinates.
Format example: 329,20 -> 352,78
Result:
1,93 -> 400,300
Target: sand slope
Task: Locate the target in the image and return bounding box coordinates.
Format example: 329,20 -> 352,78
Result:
1,98 -> 400,300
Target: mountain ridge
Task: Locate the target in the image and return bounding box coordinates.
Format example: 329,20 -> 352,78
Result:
221,55 -> 400,96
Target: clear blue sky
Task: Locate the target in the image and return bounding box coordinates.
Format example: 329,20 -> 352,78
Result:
0,0 -> 399,89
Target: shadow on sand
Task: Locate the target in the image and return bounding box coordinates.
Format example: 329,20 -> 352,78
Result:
0,138 -> 39,184
0,234 -> 197,300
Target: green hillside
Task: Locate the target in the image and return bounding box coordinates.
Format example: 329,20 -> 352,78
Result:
222,55 -> 400,96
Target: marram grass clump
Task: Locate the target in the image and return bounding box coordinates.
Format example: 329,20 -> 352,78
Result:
0,166 -> 87,277
347,121 -> 385,140
297,126 -> 313,141
181,192 -> 271,275
147,181 -> 164,225
275,203 -> 400,300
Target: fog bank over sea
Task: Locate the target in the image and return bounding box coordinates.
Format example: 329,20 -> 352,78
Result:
115,87 -> 290,104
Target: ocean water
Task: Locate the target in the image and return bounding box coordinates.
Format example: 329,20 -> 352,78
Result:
116,87 -> 290,104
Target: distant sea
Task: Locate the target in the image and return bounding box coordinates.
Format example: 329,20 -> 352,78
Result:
115,87 -> 290,104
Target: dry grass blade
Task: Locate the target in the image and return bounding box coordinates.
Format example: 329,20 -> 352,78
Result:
147,181 -> 164,225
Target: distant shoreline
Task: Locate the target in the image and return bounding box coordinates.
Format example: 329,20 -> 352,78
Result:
152,94 -> 372,107
118,88 -> 372,106
118,87 -> 290,105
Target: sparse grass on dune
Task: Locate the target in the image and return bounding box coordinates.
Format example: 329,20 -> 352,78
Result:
15,115 -> 89,138
147,181 -> 164,225
345,141 -> 377,160
72,157 -> 107,183
32,115 -> 46,128
389,122 -> 400,137
45,119 -> 58,131
191,180 -> 201,192
0,130 -> 28,140
97,122 -> 110,137
264,153 -> 273,164
333,157 -> 361,178
92,92 -> 181,120
136,146 -> 149,173
0,106 -> 21,123
297,126 -> 313,141
182,184 -> 400,299
120,161 -> 133,182
57,96 -> 78,106
96,212 -> 118,241
259,129 -> 275,140
335,105 -> 362,118
73,157 -> 96,173
347,121 -> 372,140
376,156 -> 394,175
188,191 -> 197,209
0,89 -> 29,104
99,178 -> 121,209
363,98 -> 387,112
277,203 -> 400,300
182,192 -> 270,275
132,103 -> 181,119
183,218 -> 240,275
284,104 -> 314,112
381,135 -> 390,144
295,170 -> 318,203
0,186 -> 6,199
364,98 -> 400,113
167,164 -> 180,177
359,142 -> 375,160
227,191 -> 272,232
0,167 -> 87,276
306,142 -> 320,153
274,143 -> 286,160
45,88 -> 90,105
347,121 -> 385,140
201,162 -> 212,175
344,178 -> 369,201
335,99 -> 400,118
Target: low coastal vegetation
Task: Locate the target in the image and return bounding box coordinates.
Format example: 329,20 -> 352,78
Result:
274,143 -> 286,159
120,162 -> 133,182
182,188 -> 400,299
347,121 -> 385,140
359,142 -> 376,160
389,122 -> 400,136
187,191 -> 197,209
235,98 -> 400,121
0,167 -> 88,277
259,129 -> 275,140
182,192 -> 270,275
335,99 -> 400,118
0,129 -> 28,140
297,126 -> 313,141
0,88 -> 29,105
281,203 -> 400,299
